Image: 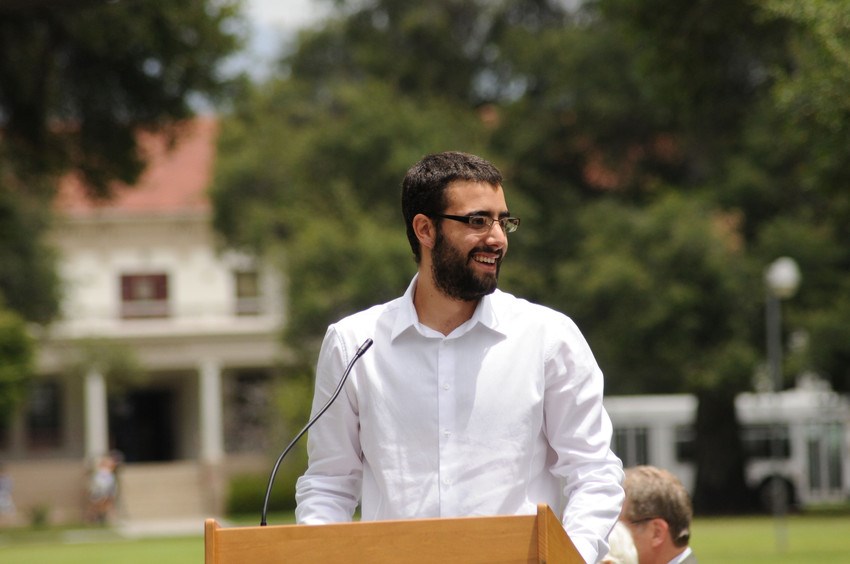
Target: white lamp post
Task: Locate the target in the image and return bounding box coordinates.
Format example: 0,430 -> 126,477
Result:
765,257 -> 801,394
766,256 -> 802,298
763,256 -> 801,551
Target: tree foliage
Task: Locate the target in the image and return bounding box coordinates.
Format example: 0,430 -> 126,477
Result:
0,0 -> 244,194
212,0 -> 850,512
0,0 -> 243,415
552,195 -> 758,395
212,77 -> 492,350
0,308 -> 33,422
0,184 -> 60,324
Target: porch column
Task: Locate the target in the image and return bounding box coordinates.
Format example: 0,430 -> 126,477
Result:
199,358 -> 224,463
84,368 -> 109,460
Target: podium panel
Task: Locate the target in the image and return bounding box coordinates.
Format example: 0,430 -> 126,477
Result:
205,504 -> 583,563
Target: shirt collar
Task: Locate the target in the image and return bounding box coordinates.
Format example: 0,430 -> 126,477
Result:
667,546 -> 694,564
391,274 -> 505,341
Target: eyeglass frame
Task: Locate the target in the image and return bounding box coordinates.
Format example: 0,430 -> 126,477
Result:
430,213 -> 521,234
627,516 -> 661,526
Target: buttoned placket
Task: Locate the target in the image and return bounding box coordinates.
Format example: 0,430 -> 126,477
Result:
436,336 -> 458,513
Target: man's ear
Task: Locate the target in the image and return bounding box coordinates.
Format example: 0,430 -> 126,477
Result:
412,214 -> 436,251
649,518 -> 670,548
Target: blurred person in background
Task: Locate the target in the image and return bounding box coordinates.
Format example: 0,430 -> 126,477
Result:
621,466 -> 697,564
87,455 -> 117,524
0,462 -> 15,525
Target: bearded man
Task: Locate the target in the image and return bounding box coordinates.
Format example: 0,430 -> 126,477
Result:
295,151 -> 624,563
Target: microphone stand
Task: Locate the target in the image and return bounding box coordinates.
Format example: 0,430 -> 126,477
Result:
260,338 -> 373,526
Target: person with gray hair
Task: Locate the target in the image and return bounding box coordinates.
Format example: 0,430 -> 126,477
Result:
620,466 -> 697,564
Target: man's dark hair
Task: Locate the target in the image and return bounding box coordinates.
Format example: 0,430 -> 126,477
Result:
401,151 -> 503,263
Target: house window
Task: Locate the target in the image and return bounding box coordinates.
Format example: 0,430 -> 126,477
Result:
224,371 -> 271,452
234,270 -> 261,316
26,379 -> 63,450
807,422 -> 843,494
613,426 -> 650,467
0,415 -> 10,451
121,273 -> 169,318
675,425 -> 696,462
742,423 -> 790,459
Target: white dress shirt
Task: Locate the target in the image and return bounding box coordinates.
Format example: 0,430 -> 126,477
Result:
295,276 -> 624,563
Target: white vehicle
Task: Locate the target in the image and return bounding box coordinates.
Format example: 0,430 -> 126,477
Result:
604,376 -> 850,510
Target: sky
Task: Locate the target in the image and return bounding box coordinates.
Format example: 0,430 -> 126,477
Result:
236,0 -> 331,80
246,0 -> 327,30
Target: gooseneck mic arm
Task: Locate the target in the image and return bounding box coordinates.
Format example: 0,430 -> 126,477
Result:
260,338 -> 374,526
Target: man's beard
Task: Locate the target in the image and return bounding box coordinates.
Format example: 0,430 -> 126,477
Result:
431,228 -> 501,301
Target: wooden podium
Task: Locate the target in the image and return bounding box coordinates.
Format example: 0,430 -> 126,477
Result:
205,503 -> 584,563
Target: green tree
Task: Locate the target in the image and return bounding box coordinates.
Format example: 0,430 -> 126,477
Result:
491,0 -> 850,511
0,0 -> 243,415
0,185 -> 59,324
212,0 -> 850,514
734,1 -> 850,393
0,0 -> 243,194
212,78 -> 491,352
0,308 -> 33,422
289,0 -> 488,103
554,196 -> 757,395
552,195 -> 759,512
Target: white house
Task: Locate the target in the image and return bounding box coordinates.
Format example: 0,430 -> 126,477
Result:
0,117 -> 287,526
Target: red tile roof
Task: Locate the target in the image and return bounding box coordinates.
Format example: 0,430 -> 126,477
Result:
55,116 -> 218,218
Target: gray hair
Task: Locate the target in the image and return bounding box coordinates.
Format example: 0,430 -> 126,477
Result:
623,465 -> 692,548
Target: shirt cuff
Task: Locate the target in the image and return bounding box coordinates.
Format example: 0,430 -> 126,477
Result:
570,536 -> 595,563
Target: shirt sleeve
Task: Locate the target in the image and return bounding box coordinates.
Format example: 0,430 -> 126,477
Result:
544,316 -> 625,563
294,326 -> 364,523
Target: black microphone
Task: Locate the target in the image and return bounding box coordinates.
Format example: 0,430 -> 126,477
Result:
260,337 -> 374,526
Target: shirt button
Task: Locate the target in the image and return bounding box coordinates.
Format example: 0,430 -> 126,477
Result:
443,429 -> 451,437
442,383 -> 450,391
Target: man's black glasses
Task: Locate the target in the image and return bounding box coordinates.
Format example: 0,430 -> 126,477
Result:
432,214 -> 521,233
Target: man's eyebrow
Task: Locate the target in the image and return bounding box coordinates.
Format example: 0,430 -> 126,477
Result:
464,210 -> 511,217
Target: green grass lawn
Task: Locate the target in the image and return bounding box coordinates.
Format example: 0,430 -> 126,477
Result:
1,512 -> 848,563
0,535 -> 201,564
691,513 -> 850,564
